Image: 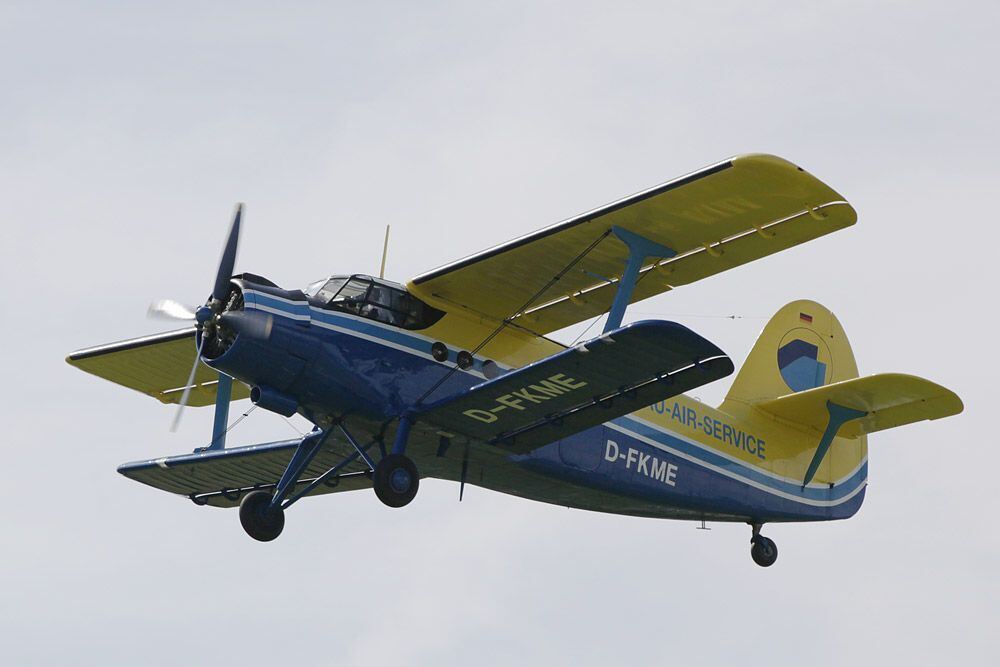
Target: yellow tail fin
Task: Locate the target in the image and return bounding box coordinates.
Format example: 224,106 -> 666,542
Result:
722,300 -> 963,487
722,299 -> 859,411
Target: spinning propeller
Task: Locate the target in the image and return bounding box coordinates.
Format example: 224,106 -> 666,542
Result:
148,204 -> 273,431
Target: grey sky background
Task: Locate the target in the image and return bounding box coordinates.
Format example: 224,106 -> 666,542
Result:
2,1 -> 997,664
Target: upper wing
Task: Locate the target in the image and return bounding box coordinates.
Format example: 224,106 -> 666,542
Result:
407,154 -> 856,334
754,373 -> 963,439
416,320 -> 734,453
66,328 -> 250,407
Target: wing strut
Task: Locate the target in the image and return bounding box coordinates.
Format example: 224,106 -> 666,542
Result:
604,226 -> 676,333
207,373 -> 233,451
802,401 -> 867,487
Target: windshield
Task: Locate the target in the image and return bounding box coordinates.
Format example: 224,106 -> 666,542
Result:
305,277 -> 345,299
328,277 -> 372,315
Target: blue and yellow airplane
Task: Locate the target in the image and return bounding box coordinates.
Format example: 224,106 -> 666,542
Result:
67,154 -> 962,566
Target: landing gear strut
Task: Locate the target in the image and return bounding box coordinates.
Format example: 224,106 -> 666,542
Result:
749,523 -> 778,567
237,427 -> 332,542
235,417 -> 420,540
372,415 -> 419,508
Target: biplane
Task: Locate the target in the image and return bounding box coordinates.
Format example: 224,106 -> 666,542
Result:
67,154 -> 963,566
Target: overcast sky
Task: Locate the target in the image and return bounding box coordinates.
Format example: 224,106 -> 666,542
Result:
2,2 -> 997,665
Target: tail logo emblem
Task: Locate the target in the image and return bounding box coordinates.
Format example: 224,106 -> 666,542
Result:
777,339 -> 827,392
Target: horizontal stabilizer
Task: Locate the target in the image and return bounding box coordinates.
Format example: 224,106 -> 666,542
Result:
118,438 -> 373,507
417,320 -> 734,453
66,328 -> 249,407
755,373 -> 963,439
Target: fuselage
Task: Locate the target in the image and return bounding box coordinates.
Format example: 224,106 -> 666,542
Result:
207,279 -> 867,524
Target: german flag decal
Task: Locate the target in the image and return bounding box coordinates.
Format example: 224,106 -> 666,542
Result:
799,313 -> 813,324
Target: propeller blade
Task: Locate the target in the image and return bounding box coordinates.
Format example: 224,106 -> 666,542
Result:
148,299 -> 197,321
212,203 -> 243,303
220,310 -> 273,340
170,335 -> 206,432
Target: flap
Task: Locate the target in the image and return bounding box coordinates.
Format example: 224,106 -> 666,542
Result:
66,328 -> 250,407
417,320 -> 734,453
408,154 -> 856,334
755,373 -> 963,438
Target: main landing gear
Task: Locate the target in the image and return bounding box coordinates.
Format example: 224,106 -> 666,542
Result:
749,523 -> 778,567
372,453 -> 419,508
237,417 -> 420,541
371,414 -> 419,509
240,490 -> 285,542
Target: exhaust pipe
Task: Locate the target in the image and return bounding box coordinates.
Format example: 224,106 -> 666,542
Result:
250,385 -> 298,417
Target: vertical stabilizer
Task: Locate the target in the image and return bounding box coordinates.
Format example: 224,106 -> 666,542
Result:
721,300 -> 860,412
720,300 -> 867,489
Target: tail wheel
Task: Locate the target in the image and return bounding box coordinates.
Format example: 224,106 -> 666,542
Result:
750,535 -> 778,567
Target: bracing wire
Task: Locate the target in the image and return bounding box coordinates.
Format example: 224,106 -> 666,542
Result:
282,415 -> 306,437
205,403 -> 259,449
570,313 -> 606,346
414,228 -> 614,406
629,311 -> 767,320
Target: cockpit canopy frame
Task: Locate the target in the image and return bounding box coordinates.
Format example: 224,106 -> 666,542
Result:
305,274 -> 445,330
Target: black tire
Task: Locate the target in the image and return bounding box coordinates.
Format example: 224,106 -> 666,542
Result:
750,535 -> 778,567
373,454 -> 419,508
239,490 -> 285,542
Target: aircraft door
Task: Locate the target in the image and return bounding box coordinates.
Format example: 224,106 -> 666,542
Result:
557,425 -> 606,472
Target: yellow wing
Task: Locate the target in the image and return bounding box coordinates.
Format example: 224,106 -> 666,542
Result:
66,328 -> 250,406
407,154 -> 856,334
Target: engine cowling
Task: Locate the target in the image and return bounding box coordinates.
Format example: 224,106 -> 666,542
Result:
201,283 -> 245,361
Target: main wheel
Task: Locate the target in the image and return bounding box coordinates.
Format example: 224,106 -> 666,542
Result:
373,454 -> 419,508
239,490 -> 285,542
750,535 -> 778,567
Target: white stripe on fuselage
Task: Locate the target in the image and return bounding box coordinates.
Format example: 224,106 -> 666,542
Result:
307,317 -> 487,380
624,414 -> 868,490
243,289 -> 489,379
607,420 -> 866,507
251,302 -> 311,321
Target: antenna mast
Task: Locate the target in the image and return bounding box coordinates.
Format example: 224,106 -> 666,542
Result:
379,225 -> 390,278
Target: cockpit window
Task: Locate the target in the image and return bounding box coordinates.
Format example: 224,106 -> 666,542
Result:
331,277 -> 372,314
307,277 -> 348,302
306,275 -> 445,330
